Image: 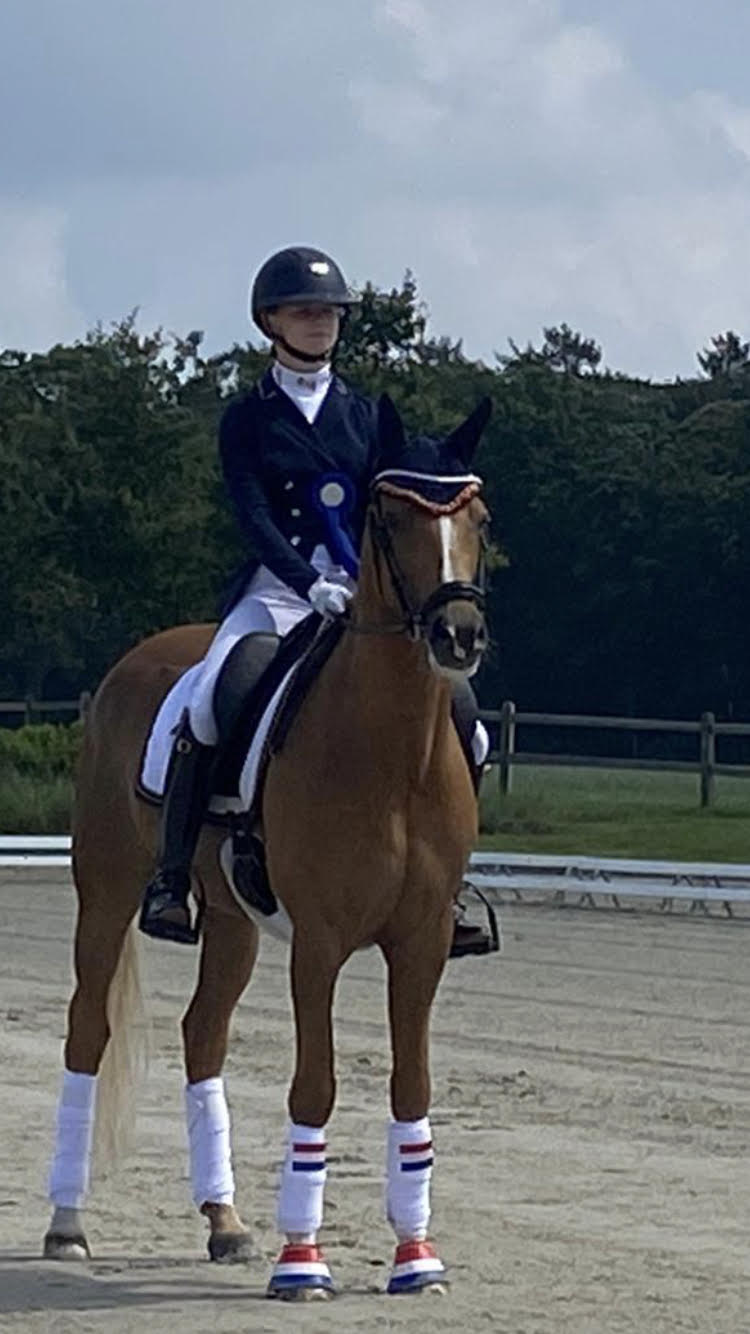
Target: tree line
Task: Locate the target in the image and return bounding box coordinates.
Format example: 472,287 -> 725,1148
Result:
3,275 -> 750,724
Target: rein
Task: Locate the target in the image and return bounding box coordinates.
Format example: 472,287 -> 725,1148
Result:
345,481 -> 487,641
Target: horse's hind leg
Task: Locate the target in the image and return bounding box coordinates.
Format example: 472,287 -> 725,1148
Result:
44,857 -> 143,1261
381,916 -> 452,1295
181,902 -> 259,1263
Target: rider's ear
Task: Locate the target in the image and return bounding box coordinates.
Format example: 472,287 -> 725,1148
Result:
375,394 -> 406,468
445,397 -> 493,467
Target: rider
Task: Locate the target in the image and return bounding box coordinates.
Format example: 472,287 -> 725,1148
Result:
138,245 -> 491,955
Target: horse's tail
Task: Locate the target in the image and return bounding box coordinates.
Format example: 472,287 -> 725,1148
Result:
93,923 -> 150,1176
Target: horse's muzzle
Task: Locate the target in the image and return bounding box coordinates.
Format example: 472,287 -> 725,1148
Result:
426,602 -> 487,675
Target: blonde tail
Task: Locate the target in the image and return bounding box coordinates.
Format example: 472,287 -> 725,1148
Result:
93,924 -> 150,1176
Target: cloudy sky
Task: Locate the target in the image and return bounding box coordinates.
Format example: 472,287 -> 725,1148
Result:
2,0 -> 750,379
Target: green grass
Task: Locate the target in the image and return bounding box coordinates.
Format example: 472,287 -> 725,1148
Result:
0,771 -> 73,835
3,757 -> 750,863
478,764 -> 750,862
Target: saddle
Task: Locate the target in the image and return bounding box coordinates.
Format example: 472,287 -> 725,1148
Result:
137,613 -> 345,821
211,612 -> 344,805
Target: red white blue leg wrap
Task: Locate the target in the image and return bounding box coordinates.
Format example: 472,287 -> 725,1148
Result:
270,1124 -> 333,1295
386,1116 -> 433,1240
385,1117 -> 445,1293
277,1121 -> 327,1236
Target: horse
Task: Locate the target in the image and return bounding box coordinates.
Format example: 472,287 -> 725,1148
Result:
43,392 -> 493,1298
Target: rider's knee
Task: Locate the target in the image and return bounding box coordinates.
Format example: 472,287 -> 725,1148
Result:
213,632 -> 280,743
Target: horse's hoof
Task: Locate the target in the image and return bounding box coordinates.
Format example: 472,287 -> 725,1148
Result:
387,1239 -> 447,1295
266,1243 -> 335,1299
43,1231 -> 91,1262
208,1229 -> 257,1264
272,1285 -> 333,1302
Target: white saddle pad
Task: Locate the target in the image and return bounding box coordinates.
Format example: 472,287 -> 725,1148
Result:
140,660 -> 298,815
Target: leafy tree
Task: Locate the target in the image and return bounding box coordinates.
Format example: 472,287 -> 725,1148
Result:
697,330 -> 750,379
539,323 -> 602,375
500,324 -> 602,376
337,272 -> 426,374
4,279 -> 750,728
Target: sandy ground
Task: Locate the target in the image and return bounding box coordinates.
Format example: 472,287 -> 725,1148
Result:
0,870 -> 749,1333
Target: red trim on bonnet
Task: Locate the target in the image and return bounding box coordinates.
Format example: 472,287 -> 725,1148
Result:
375,480 -> 480,515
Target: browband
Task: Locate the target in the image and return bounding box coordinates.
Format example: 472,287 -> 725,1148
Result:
373,470 -> 482,516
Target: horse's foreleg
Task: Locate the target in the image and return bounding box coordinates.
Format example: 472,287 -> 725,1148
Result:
181,904 -> 258,1263
266,932 -> 340,1300
382,914 -> 452,1295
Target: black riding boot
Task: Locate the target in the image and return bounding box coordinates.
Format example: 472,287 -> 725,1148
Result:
449,679 -> 497,959
139,712 -> 215,945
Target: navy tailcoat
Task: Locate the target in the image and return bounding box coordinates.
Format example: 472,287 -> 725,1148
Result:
219,368 -> 378,609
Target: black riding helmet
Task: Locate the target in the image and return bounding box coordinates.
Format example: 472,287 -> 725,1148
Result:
250,246 -> 358,362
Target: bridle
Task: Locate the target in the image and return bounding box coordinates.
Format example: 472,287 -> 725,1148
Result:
348,474 -> 488,641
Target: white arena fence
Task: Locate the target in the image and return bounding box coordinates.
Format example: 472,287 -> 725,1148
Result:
3,837 -> 750,916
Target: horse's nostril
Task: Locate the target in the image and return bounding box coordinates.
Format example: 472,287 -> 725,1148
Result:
456,624 -> 477,653
432,615 -> 453,644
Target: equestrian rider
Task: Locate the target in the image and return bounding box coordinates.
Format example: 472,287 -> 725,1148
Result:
138,246 -> 491,956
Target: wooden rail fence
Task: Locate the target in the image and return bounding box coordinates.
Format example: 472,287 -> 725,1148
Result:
0,693 -> 91,724
483,701 -> 750,808
2,695 -> 749,808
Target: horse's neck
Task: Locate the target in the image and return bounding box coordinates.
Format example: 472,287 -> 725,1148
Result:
330,558 -> 453,781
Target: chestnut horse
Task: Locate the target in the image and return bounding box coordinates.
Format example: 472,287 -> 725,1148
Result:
43,394 -> 492,1298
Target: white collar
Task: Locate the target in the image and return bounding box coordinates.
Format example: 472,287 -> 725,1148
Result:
272,361 -> 332,394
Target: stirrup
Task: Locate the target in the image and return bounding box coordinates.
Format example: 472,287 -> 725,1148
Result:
449,884 -> 501,959
139,874 -> 201,946
230,825 -> 278,917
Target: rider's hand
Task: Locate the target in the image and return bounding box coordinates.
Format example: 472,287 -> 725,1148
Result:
308,575 -> 353,618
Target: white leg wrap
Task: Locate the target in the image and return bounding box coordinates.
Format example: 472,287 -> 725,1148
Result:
185,1077 -> 235,1208
277,1122 -> 327,1238
386,1117 -> 433,1241
472,719 -> 490,768
48,1071 -> 97,1209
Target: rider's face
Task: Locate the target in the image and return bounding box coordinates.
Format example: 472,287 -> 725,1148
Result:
266,304 -> 342,361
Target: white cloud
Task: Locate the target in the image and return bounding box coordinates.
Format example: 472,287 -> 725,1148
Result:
694,91 -> 750,164
3,0 -> 750,377
0,203 -> 84,350
343,0 -> 750,377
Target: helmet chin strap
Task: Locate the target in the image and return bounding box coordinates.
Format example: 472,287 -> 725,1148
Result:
273,333 -> 336,366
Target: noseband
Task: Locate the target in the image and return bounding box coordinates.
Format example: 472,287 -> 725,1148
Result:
351,475 -> 487,641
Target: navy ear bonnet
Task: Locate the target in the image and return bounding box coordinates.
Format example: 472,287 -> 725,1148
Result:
373,395 -> 491,510
373,436 -> 482,511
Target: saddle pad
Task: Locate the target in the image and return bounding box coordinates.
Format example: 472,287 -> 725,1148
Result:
138,615 -> 345,819
139,660 -> 299,816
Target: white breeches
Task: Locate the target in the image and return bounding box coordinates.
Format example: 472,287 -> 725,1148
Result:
188,546 -> 489,767
189,547 -> 352,746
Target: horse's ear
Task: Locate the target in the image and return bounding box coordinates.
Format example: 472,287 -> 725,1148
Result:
446,397 -> 493,467
375,393 -> 406,466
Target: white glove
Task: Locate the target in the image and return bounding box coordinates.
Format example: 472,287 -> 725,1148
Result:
308,575 -> 353,617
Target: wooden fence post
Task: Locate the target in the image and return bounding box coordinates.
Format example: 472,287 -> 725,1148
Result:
498,699 -> 516,795
700,711 -> 716,808
78,691 -> 92,720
